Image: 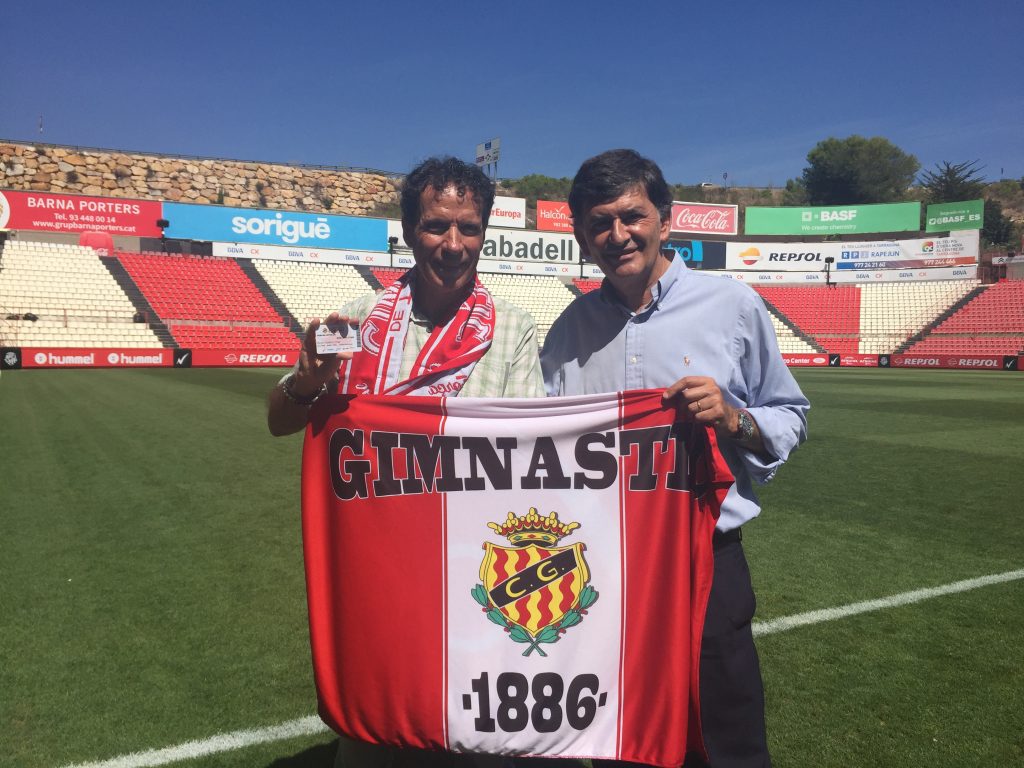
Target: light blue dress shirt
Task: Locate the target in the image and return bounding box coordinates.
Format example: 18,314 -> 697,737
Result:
541,255 -> 809,531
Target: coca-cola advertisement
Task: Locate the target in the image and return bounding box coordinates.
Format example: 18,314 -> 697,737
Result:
670,202 -> 738,236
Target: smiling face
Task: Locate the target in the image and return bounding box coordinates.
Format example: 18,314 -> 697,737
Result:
404,184 -> 485,321
574,184 -> 672,309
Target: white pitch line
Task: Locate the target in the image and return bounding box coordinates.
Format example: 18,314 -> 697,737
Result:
59,716 -> 329,768
753,567 -> 1024,637
60,568 -> 1024,768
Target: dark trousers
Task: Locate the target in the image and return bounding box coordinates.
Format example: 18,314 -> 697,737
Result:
592,534 -> 771,768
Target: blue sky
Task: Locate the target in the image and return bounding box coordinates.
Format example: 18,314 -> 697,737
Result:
3,0 -> 1022,187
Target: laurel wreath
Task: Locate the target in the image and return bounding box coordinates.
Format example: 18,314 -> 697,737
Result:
471,583 -> 598,657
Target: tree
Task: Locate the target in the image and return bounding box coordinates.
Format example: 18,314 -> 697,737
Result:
781,178 -> 809,206
919,160 -> 984,203
982,198 -> 1013,246
798,135 -> 919,205
505,174 -> 572,207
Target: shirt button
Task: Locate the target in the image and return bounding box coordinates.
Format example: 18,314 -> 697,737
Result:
630,356 -> 637,364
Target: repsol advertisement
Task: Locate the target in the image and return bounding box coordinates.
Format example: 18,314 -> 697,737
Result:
163,203 -> 389,251
726,232 -> 979,272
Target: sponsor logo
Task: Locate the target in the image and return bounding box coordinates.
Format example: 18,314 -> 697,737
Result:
34,352 -> 96,366
921,241 -> 935,253
174,350 -> 192,368
230,213 -> 331,244
813,356 -> 827,364
670,204 -> 737,235
536,200 -> 573,232
2,349 -> 21,369
957,358 -> 998,368
897,358 -> 939,367
739,247 -> 760,266
482,235 -> 576,262
474,508 -> 596,657
238,353 -> 288,364
768,252 -> 822,262
0,191 -> 10,229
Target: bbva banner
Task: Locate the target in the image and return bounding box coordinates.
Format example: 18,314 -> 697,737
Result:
301,391 -> 732,765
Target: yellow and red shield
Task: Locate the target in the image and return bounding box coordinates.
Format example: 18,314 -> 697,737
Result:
479,542 -> 590,637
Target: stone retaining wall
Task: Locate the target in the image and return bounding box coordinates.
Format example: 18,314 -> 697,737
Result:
0,141 -> 399,216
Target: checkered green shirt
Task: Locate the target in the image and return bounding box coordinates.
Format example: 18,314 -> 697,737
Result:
340,292 -> 544,398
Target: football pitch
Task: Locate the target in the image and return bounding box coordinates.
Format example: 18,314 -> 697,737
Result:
2,367 -> 1022,768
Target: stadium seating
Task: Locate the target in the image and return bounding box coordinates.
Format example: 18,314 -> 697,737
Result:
573,278 -> 602,295
754,285 -> 861,354
370,267 -> 406,289
903,281 -> 1024,356
117,252 -> 280,323
251,260 -> 375,324
476,273 -> 576,345
0,240 -> 162,347
167,324 -> 298,350
858,280 -> 977,354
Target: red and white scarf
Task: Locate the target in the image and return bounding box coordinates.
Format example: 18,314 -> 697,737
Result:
338,269 -> 495,396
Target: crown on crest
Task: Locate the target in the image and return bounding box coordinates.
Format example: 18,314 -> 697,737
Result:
488,508 -> 580,547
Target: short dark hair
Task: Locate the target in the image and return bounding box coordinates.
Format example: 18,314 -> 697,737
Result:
568,149 -> 672,224
400,156 -> 496,231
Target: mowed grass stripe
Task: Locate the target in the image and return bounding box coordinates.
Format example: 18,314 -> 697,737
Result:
58,716 -> 328,768
56,566 -> 1023,768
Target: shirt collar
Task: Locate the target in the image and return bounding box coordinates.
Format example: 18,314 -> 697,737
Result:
599,254 -> 687,316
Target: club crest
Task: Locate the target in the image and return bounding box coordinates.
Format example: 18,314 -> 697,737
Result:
472,508 -> 597,657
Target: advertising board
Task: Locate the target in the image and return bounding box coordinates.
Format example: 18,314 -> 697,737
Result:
669,202 -> 738,236
745,202 -> 920,235
490,196 -> 526,228
536,200 -> 573,232
163,203 -> 388,251
925,200 -> 984,232
0,189 -> 163,236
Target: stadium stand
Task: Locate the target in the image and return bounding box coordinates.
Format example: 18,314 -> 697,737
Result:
903,280 -> 1024,356
572,278 -> 602,295
117,252 -> 281,323
754,285 -> 861,355
0,240 -> 162,347
370,268 -> 406,289
859,280 -> 977,354
251,260 -> 376,325
114,252 -> 302,349
476,272 -> 576,345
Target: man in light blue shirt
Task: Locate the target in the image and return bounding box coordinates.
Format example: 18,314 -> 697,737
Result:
541,149 -> 808,768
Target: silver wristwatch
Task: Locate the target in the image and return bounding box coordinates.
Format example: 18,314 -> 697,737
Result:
735,409 -> 755,441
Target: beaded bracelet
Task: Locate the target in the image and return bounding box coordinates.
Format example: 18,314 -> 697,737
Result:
280,373 -> 328,406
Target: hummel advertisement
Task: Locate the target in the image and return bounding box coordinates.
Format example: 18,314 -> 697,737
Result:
163,202 -> 389,251
726,232 -> 979,273
6,348 -> 299,368
15,348 -> 174,368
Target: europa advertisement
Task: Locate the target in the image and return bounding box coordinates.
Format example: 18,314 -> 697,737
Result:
490,196 -> 526,229
0,189 -> 163,236
744,202 -> 920,235
163,202 -> 388,251
725,232 -> 979,272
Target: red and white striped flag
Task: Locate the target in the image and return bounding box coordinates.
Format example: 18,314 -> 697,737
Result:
301,390 -> 732,766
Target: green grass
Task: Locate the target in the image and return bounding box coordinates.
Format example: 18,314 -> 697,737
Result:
1,368 -> 1022,767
